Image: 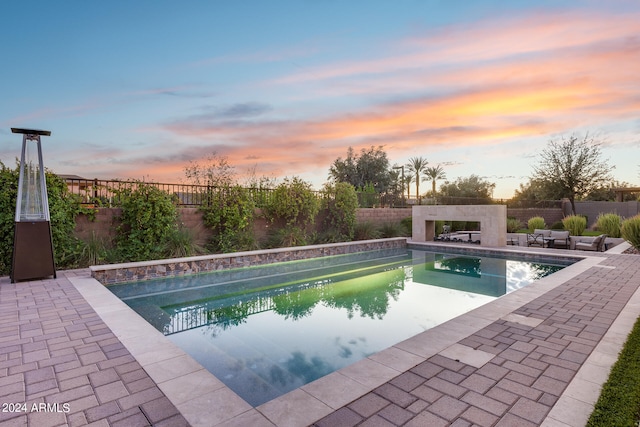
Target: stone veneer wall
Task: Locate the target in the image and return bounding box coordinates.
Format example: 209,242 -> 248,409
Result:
355,208 -> 412,227
91,237 -> 407,285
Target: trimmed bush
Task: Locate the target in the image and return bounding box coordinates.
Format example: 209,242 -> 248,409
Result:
320,182 -> 358,241
527,216 -> 546,231
506,218 -> 523,233
562,215 -> 587,236
550,221 -> 565,230
114,182 -> 179,262
596,213 -> 622,238
200,185 -> 256,253
621,215 -> 640,250
263,177 -> 319,227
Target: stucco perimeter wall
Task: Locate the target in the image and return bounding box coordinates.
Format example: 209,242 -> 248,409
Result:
91,237 -> 407,285
412,205 -> 507,247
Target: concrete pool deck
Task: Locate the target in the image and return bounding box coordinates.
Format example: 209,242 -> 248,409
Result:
0,242 -> 638,426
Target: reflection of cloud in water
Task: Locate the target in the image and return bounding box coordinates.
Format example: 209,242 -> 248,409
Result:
339,345 -> 352,358
506,261 -> 536,293
286,351 -> 334,383
269,364 -> 290,386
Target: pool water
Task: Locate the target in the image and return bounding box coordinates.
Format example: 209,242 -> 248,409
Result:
109,248 -> 570,406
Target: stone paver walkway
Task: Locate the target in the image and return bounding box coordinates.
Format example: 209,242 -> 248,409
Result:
312,253 -> 640,427
1,246 -> 639,426
0,271 -> 189,427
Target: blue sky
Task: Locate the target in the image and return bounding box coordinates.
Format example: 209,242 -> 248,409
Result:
1,1 -> 639,198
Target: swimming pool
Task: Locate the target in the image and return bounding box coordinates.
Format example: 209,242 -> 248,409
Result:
108,248 -> 572,406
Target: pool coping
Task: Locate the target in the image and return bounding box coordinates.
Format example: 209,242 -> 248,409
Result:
64,241 -> 633,426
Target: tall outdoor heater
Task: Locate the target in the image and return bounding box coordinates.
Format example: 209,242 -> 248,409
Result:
10,128 -> 56,282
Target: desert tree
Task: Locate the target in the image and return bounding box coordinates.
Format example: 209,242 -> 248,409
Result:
439,175 -> 496,203
183,152 -> 235,187
328,146 -> 391,194
531,134 -> 614,214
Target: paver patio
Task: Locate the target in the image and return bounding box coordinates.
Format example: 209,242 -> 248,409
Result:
0,242 -> 639,426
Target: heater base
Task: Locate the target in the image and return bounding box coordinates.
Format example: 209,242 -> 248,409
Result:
11,221 -> 56,283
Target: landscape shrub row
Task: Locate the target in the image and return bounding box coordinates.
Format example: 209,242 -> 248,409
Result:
0,164 -> 410,273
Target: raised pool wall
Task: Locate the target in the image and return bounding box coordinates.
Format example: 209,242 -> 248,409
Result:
90,237 -> 408,285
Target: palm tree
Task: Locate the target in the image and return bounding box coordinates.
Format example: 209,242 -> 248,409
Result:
423,165 -> 447,196
406,157 -> 428,202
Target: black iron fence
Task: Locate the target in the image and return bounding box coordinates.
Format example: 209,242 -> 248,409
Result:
63,177 -> 563,210
64,178 -> 280,208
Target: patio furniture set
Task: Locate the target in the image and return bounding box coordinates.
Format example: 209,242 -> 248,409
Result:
526,229 -> 608,251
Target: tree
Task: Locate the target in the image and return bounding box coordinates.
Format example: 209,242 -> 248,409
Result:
439,175 -> 496,202
423,165 -> 446,196
585,180 -> 637,202
183,152 -> 235,187
405,156 -> 428,202
531,134 -> 614,214
328,146 -> 391,194
511,178 -> 562,204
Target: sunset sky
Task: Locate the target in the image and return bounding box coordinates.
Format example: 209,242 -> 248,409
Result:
1,1 -> 639,198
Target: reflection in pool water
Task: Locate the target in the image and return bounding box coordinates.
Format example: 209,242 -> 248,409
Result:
110,248 -> 569,406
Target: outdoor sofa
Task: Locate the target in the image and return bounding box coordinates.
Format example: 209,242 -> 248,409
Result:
572,234 -> 608,252
526,229 -> 570,249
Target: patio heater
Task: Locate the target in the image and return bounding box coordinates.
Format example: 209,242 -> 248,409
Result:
10,128 -> 56,283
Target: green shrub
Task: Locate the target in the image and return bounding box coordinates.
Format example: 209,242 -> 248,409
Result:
320,182 -> 358,240
506,218 -> 523,233
621,215 -> 640,250
0,162 -> 17,274
263,177 -> 319,228
201,185 -> 255,253
264,225 -> 308,248
562,215 -> 587,236
527,216 -> 546,231
162,225 -> 205,258
596,213 -> 622,238
587,316 -> 640,427
378,222 -> 403,238
356,182 -> 377,208
400,217 -> 412,236
550,221 -> 565,230
354,222 -> 381,240
115,182 -> 178,262
451,221 -> 466,231
77,231 -> 109,267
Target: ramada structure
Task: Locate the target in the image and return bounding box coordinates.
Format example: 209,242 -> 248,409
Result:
412,205 -> 507,247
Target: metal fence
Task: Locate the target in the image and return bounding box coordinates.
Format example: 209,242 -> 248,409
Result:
64,177 -> 563,210
64,178 -> 280,208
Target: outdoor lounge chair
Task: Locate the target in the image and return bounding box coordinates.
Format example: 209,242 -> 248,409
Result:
574,234 -> 607,252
